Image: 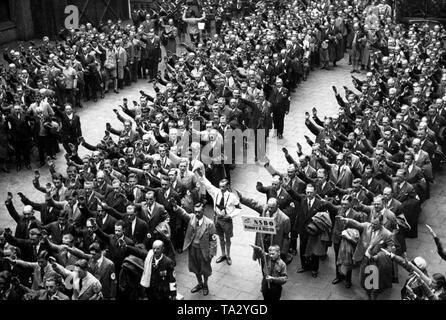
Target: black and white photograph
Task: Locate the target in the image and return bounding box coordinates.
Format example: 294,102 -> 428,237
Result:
1,0 -> 446,306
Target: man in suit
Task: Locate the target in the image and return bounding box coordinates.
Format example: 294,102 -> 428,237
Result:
196,169 -> 240,266
136,191 -> 166,232
93,220 -> 134,283
42,211 -> 70,245
64,242 -> 116,300
339,215 -> 395,300
331,195 -> 366,288
5,193 -> 42,239
124,240 -> 177,300
6,104 -> 33,170
36,277 -> 69,300
173,202 -> 217,296
144,28 -> 161,82
288,184 -> 328,276
60,104 -> 82,155
96,204 -> 117,235
256,175 -> 293,210
269,78 -> 290,139
101,204 -> 149,245
4,227 -> 49,263
104,180 -> 128,214
318,153 -> 354,189
52,259 -> 102,300
146,178 -> 181,250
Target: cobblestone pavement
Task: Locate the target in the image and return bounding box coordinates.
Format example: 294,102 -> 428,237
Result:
1,56 -> 445,300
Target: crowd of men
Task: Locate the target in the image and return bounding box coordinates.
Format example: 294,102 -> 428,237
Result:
1,0 -> 446,301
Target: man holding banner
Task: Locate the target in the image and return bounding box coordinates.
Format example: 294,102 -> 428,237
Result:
237,193 -> 291,263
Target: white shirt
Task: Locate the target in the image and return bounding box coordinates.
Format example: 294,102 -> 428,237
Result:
154,254 -> 164,266
407,163 -> 414,174
95,255 -> 104,269
196,218 -> 204,227
102,214 -> 108,225
414,150 -> 420,162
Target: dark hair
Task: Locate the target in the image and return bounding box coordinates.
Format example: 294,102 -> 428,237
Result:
115,220 -> 125,228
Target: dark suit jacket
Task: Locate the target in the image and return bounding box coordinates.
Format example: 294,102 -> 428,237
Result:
5,201 -> 42,239
60,113 -> 82,140
102,206 -> 149,244
256,184 -> 292,210
90,256 -> 116,299
42,222 -> 71,245
137,201 -> 166,231
286,191 -> 327,236
96,214 -> 117,235
269,86 -> 290,114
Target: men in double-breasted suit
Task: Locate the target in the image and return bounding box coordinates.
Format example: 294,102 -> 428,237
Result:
60,104 -> 82,154
269,78 -> 290,139
174,202 -> 217,296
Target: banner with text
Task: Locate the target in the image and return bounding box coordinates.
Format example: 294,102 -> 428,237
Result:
241,216 -> 276,235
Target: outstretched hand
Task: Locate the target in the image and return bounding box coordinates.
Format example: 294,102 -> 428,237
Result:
426,224 -> 437,238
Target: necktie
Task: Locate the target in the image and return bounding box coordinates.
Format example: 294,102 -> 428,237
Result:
189,162 -> 193,171
40,267 -> 45,283
219,192 -> 225,209
196,219 -> 200,227
78,278 -> 83,292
